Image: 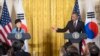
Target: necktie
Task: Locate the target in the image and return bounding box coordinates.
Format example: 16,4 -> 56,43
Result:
73,21 -> 76,28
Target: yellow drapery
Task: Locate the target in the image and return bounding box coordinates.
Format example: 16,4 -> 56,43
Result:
23,0 -> 75,56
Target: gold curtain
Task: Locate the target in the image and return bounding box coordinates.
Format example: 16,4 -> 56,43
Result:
23,0 -> 75,56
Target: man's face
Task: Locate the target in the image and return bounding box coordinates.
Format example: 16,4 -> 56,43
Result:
16,22 -> 21,28
71,14 -> 78,21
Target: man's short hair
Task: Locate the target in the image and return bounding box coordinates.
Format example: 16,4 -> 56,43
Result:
15,19 -> 21,24
63,42 -> 72,50
19,40 -> 24,47
88,42 -> 100,56
12,41 -> 22,51
72,12 -> 78,16
65,45 -> 79,56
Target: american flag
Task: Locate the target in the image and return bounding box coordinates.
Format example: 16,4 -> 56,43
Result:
0,0 -> 12,45
73,0 -> 81,20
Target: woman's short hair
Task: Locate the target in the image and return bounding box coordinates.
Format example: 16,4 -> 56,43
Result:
15,19 -> 21,24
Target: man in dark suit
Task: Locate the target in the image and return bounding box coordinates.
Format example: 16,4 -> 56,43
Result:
55,12 -> 84,33
52,12 -> 85,55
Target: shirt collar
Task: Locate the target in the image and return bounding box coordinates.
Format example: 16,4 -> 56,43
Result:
73,19 -> 78,23
75,19 -> 78,24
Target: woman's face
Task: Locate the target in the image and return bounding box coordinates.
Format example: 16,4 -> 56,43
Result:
16,22 -> 21,28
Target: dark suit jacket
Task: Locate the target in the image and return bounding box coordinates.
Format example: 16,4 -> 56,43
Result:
56,20 -> 85,55
56,20 -> 85,33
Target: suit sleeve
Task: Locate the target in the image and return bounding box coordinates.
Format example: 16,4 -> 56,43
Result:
56,21 -> 70,32
81,22 -> 85,33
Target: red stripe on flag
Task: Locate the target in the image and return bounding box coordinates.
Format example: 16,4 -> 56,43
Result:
0,34 -> 6,42
8,23 -> 12,31
82,40 -> 86,45
3,27 -> 9,34
0,39 -> 2,42
81,39 -> 87,55
0,30 -> 10,46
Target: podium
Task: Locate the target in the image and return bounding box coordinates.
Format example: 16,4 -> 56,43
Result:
7,33 -> 31,41
64,32 -> 87,54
